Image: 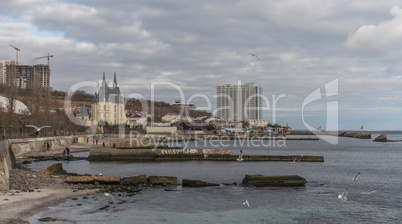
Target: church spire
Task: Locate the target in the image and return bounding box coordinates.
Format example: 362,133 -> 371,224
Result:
113,72 -> 117,87
102,72 -> 106,86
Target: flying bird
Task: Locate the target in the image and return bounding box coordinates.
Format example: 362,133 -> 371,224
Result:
236,150 -> 244,163
338,187 -> 348,202
353,172 -> 361,181
248,53 -> 259,60
317,125 -> 321,131
25,125 -> 51,137
25,125 -> 51,131
360,125 -> 364,129
104,193 -> 115,204
361,190 -> 377,195
243,199 -> 250,207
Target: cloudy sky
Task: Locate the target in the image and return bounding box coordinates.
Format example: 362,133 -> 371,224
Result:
1,0 -> 402,130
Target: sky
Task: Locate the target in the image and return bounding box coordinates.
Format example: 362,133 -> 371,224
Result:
1,0 -> 402,130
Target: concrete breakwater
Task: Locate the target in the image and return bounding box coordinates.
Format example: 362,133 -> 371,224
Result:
242,174 -> 306,187
290,131 -> 371,139
65,173 -> 306,187
87,148 -> 324,162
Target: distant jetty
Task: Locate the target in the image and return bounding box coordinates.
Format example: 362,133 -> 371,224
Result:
87,148 -> 324,162
290,131 -> 371,139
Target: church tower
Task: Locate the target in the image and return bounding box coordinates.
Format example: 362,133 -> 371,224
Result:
91,73 -> 126,126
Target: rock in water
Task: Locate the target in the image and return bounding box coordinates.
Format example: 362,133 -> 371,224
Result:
374,134 -> 387,142
38,163 -> 67,175
148,176 -> 177,185
182,179 -> 220,187
121,175 -> 147,185
242,174 -> 306,187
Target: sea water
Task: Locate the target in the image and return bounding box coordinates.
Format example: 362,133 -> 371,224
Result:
25,132 -> 402,223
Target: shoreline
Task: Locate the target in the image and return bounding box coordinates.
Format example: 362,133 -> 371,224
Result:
1,143 -> 98,223
0,187 -> 98,224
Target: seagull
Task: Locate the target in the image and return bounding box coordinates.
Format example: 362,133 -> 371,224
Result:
236,150 -> 244,163
360,125 -> 364,129
317,125 -> 321,131
243,199 -> 250,207
290,158 -> 297,164
96,173 -> 103,176
248,53 -> 259,60
204,151 -> 209,159
104,193 -> 115,204
338,187 -> 348,202
353,172 -> 361,181
25,125 -> 51,131
25,125 -> 52,137
361,190 -> 377,195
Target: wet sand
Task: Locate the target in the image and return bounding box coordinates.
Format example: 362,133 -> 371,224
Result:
0,187 -> 98,224
1,142 -> 105,223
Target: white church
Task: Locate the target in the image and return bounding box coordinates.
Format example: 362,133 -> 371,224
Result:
90,73 -> 126,126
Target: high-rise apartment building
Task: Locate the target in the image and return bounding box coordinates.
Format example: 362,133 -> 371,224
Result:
216,83 -> 263,122
0,60 -> 50,89
33,64 -> 50,88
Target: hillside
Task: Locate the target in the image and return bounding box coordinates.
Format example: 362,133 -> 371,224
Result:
0,87 -> 212,121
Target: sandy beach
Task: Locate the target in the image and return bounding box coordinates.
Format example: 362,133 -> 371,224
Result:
0,187 -> 98,224
0,142 -> 104,223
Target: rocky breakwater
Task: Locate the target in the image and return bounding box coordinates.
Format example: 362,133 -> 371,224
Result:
182,179 -> 220,187
242,174 -> 306,187
373,134 -> 402,142
339,132 -> 371,139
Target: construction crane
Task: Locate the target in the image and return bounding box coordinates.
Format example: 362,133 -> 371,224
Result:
9,44 -> 20,65
35,53 -> 54,66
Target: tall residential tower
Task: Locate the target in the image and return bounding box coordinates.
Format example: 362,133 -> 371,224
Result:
216,83 -> 263,122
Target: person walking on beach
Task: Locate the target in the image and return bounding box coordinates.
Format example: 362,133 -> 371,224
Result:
65,147 -> 70,156
96,139 -> 98,145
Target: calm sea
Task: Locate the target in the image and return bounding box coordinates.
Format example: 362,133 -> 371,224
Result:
26,132 -> 402,223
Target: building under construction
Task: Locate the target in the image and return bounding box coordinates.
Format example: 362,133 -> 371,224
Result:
0,59 -> 50,89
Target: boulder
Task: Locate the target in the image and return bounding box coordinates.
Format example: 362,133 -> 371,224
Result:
182,179 -> 219,187
148,176 -> 177,185
374,134 -> 387,142
121,175 -> 147,185
38,163 -> 67,175
242,174 -> 306,187
358,133 -> 371,139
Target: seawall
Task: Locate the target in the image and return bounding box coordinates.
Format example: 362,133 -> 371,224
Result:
0,140 -> 15,191
87,148 -> 324,162
0,135 -> 93,190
